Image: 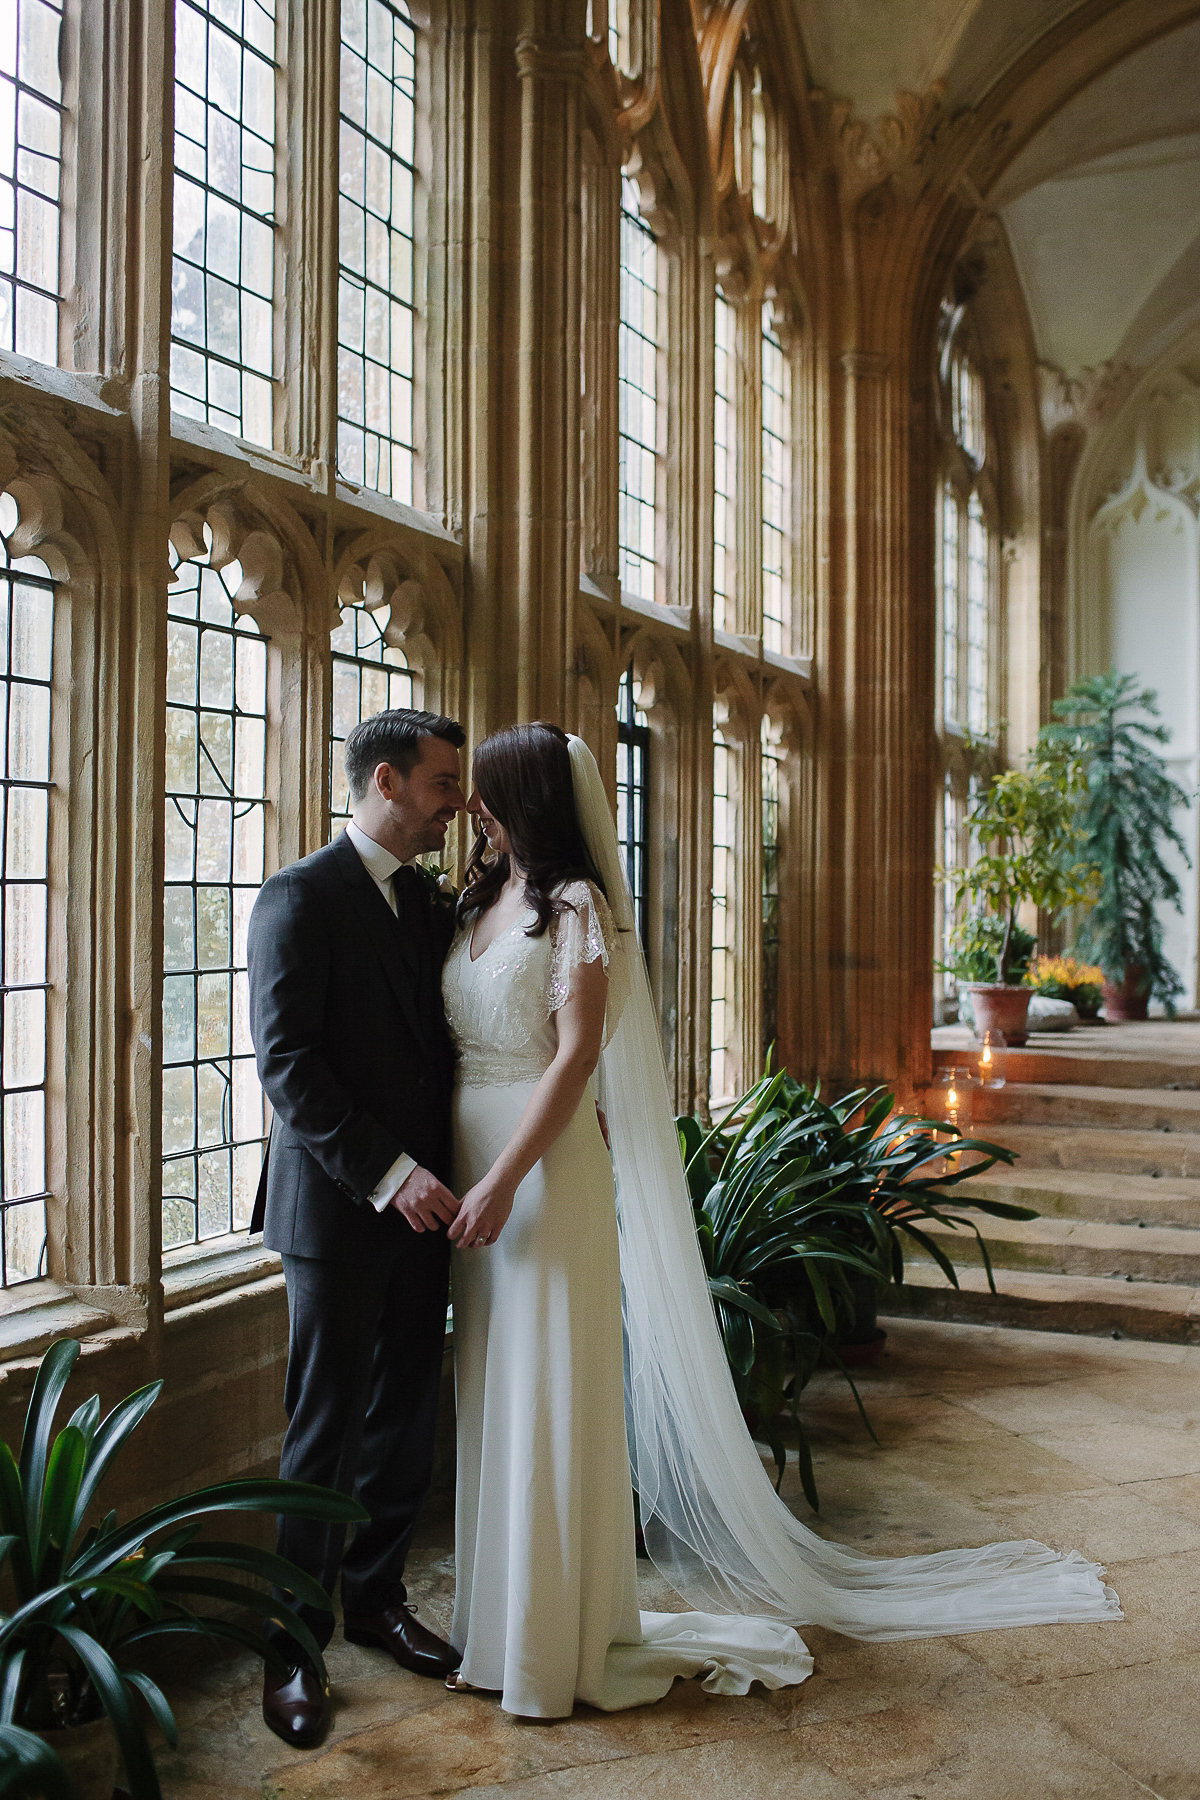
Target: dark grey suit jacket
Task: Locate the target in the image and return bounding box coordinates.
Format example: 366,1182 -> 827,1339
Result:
246,831 -> 457,1264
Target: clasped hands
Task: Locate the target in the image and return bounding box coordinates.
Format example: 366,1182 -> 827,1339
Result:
390,1163 -> 513,1250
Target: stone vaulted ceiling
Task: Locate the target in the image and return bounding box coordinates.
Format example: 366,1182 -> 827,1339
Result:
791,0 -> 1200,379
991,15 -> 1200,376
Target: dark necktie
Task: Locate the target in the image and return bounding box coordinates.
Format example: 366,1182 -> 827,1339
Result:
392,866 -> 441,1042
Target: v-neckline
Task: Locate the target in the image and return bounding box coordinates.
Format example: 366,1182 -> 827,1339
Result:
468,901 -> 537,965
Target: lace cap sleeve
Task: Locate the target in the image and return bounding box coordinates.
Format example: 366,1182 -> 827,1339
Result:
547,880 -> 616,1018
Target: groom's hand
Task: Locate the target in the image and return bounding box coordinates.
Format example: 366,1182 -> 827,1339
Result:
391,1165 -> 459,1233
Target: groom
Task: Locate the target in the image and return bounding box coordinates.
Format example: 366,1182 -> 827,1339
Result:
247,708 -> 467,1748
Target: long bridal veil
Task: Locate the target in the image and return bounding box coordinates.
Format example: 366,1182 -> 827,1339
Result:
566,733 -> 1121,1641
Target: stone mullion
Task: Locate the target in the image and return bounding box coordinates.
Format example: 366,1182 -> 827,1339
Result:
112,0 -> 176,1309
510,26 -> 584,725
279,0 -> 338,485
580,139 -> 620,595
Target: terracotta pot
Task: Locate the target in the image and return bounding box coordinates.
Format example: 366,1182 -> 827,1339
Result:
962,983 -> 1032,1047
34,1716 -> 119,1800
1102,965 -> 1149,1022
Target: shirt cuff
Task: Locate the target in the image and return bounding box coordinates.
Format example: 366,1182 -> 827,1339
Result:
368,1152 -> 418,1211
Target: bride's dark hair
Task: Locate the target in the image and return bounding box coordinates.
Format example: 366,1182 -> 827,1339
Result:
459,721 -> 607,938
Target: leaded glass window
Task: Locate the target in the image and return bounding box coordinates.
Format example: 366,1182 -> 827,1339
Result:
713,290 -> 733,632
0,497 -> 51,1286
941,482 -> 959,725
162,543 -> 268,1250
618,176 -> 657,602
337,0 -> 417,502
761,305 -> 789,655
710,726 -> 733,1100
0,0 -> 63,364
966,491 -> 988,733
761,719 -> 781,1067
615,664 -> 649,947
171,0 -> 277,446
329,602 -> 414,828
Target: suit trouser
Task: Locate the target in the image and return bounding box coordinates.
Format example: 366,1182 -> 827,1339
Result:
273,1236 -> 451,1656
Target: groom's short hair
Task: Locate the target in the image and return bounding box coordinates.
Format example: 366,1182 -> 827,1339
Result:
344,708 -> 466,801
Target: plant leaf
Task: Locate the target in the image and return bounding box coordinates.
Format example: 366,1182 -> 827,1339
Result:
0,1722 -> 73,1800
122,1672 -> 179,1750
18,1340 -> 79,1549
54,1624 -> 161,1800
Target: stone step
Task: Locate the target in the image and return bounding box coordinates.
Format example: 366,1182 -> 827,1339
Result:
960,1122 -> 1200,1180
908,1211 -> 1200,1285
932,1044 -> 1200,1090
877,1262 -> 1200,1343
956,1163 -> 1200,1228
968,1083 -> 1200,1132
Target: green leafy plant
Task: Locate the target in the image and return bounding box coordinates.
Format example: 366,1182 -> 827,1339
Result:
0,1339 -> 367,1800
940,754 -> 1098,986
939,916 -> 1036,986
1039,672 -> 1192,1010
678,1071 -> 1031,1510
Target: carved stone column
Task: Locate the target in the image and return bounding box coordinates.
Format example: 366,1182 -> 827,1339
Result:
809,329 -> 938,1101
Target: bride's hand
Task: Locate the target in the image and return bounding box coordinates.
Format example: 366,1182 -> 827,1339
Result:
447,1174 -> 515,1249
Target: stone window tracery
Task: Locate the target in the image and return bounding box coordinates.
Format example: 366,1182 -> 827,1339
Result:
618,175 -> 658,603
0,0 -> 64,365
337,0 -> 417,502
170,0 -> 277,446
0,494 -> 51,1287
161,538 -> 269,1251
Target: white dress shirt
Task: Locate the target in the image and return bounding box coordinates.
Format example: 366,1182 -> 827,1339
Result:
345,821 -> 420,1211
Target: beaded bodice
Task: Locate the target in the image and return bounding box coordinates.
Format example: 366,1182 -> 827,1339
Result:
443,880 -> 615,1087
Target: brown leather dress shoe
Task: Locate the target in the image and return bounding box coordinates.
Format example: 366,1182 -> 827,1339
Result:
343,1603 -> 462,1677
262,1663 -> 329,1748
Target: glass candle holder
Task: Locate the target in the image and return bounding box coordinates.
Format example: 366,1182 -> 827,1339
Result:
977,1030 -> 1007,1090
934,1065 -> 977,1133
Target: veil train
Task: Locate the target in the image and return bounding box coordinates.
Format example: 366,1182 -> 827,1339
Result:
566,733 -> 1121,1641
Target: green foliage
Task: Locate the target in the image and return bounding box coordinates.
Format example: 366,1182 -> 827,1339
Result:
679,1071 -> 1030,1511
0,1339 -> 367,1800
939,752 -> 1098,986
1039,671 -> 1192,1008
939,916 -> 1036,987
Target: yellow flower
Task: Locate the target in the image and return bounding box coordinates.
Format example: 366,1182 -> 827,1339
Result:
1025,955 -> 1104,991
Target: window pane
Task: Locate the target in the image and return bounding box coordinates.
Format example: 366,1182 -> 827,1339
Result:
761,718 -> 781,1067
761,304 -> 789,655
337,1 -> 416,503
618,176 -> 657,603
0,0 -> 63,364
966,491 -> 988,734
328,601 -> 414,829
0,522 -> 52,1287
162,540 -> 268,1250
171,0 -> 278,446
713,291 -> 733,632
711,725 -> 732,1100
615,664 -> 649,948
941,483 -> 958,726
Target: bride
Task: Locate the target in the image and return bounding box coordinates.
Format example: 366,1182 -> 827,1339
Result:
440,721 -> 1120,1720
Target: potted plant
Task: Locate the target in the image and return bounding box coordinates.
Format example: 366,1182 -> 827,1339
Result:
677,1070 -> 1030,1509
939,755 -> 1097,1045
1039,672 -> 1191,1020
1025,954 -> 1105,1021
0,1338 -> 367,1800
939,916 -> 1036,1033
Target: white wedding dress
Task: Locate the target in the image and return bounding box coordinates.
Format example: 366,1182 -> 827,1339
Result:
443,880 -> 811,1717
442,736 -> 1120,1722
